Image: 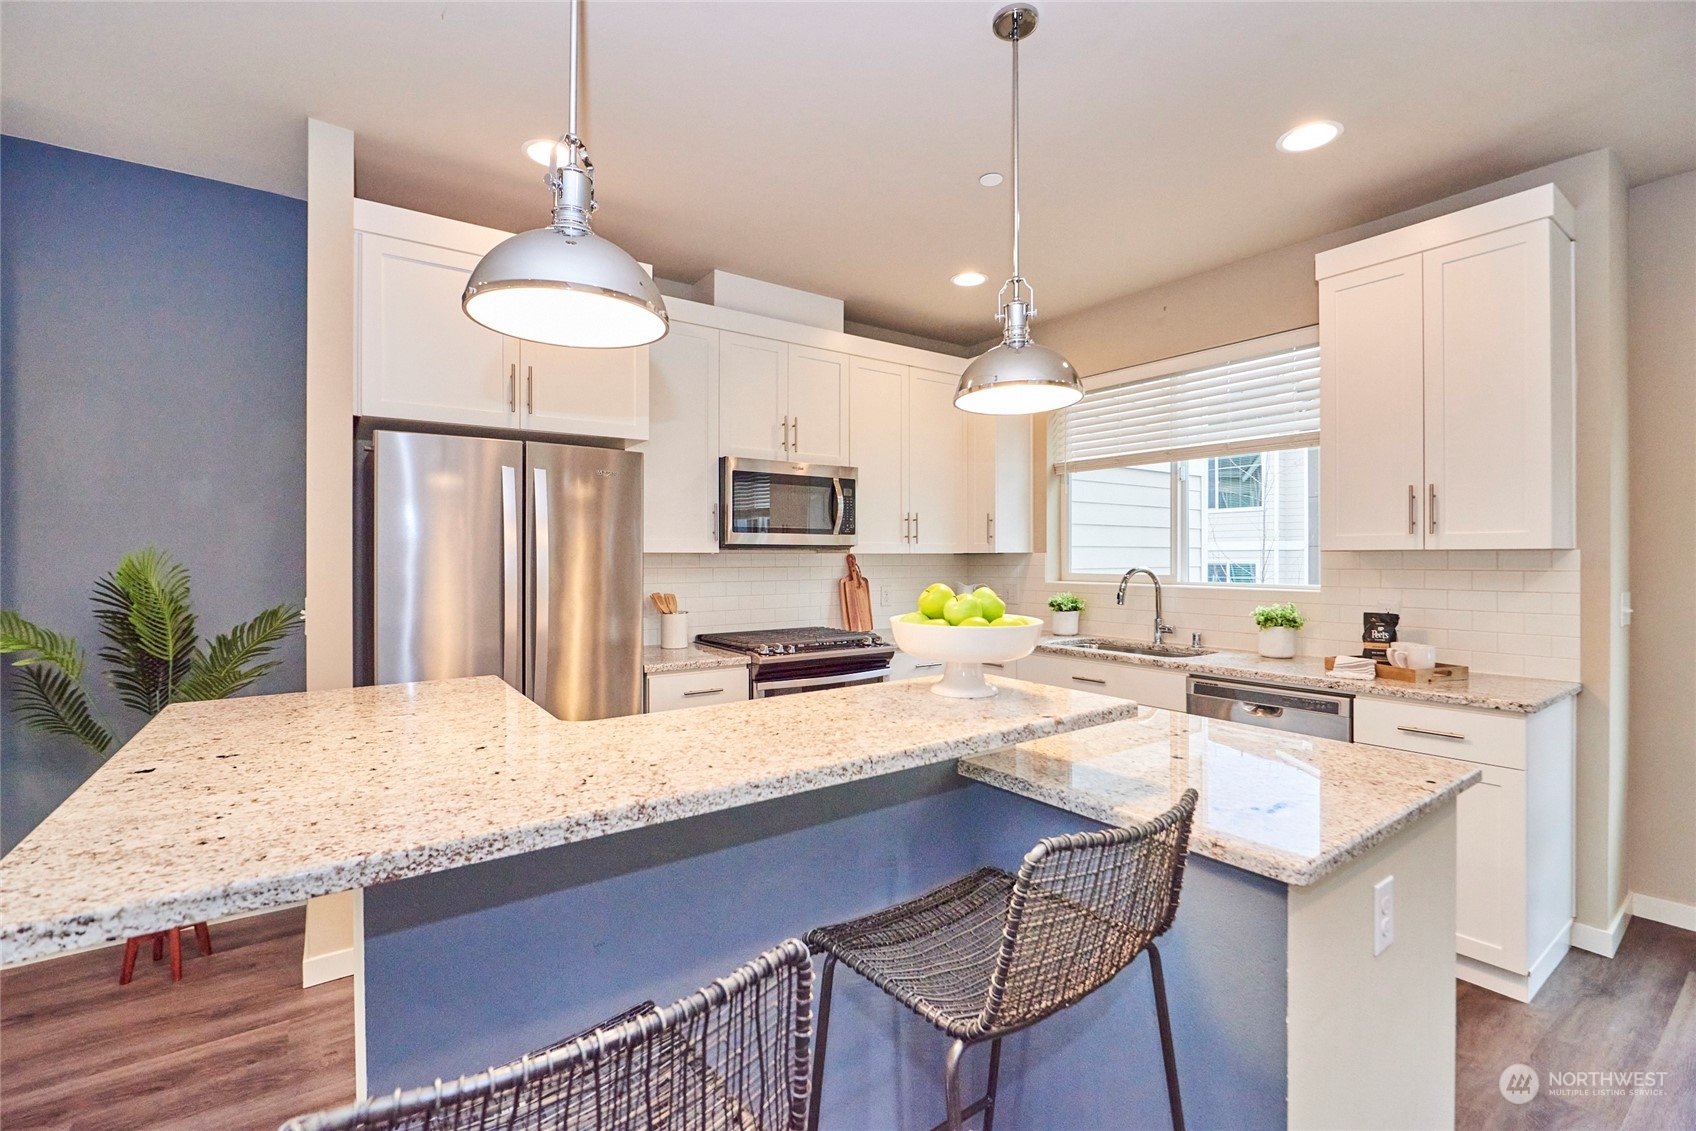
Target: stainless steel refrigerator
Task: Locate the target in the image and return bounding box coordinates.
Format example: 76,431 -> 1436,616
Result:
360,429 -> 643,721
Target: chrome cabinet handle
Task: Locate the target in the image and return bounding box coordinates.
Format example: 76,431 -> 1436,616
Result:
781,416 -> 790,453
526,366 -> 535,415
793,416 -> 800,454
1070,675 -> 1107,686
984,662 -> 1004,669
532,467 -> 550,696
501,465 -> 521,688
683,687 -> 725,698
508,364 -> 517,412
1429,484 -> 1437,534
1408,485 -> 1417,534
914,511 -> 920,542
1397,724 -> 1466,740
987,514 -> 994,542
914,662 -> 943,670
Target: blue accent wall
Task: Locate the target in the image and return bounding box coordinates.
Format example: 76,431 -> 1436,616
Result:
0,137 -> 307,852
364,766 -> 1289,1130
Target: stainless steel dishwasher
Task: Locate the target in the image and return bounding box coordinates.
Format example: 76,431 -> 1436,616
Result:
1185,676 -> 1353,741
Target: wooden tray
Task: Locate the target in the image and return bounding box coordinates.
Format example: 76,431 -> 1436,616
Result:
1325,656 -> 1470,685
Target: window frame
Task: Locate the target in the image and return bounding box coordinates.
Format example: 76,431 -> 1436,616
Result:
1055,326 -> 1320,589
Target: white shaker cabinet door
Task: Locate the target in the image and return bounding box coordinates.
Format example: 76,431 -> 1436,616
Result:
905,369 -> 969,554
786,345 -> 851,464
718,332 -> 787,459
357,233 -> 514,428
966,415 -> 1033,553
639,322 -> 720,553
1453,764 -> 1529,973
1318,253 -> 1426,550
1423,219 -> 1575,550
848,357 -> 910,554
519,340 -> 649,442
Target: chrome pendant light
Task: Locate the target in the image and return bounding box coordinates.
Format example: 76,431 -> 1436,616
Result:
463,0 -> 668,348
955,4 -> 1082,415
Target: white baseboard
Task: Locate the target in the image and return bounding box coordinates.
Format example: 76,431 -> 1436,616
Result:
301,943 -> 357,987
1571,899 -> 1631,957
1632,892 -> 1696,932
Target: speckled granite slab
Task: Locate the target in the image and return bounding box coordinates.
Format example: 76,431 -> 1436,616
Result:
642,643 -> 751,674
0,675 -> 1137,964
1036,639 -> 1579,713
961,707 -> 1480,886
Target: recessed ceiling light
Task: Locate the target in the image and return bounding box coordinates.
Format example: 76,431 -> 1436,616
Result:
979,172 -> 1004,187
1276,121 -> 1344,153
523,137 -> 567,166
952,271 -> 988,287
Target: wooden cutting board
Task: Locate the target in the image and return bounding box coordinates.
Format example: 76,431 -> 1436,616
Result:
843,554 -> 873,632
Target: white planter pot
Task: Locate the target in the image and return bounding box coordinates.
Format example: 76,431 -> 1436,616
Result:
1050,610 -> 1081,636
1258,626 -> 1297,658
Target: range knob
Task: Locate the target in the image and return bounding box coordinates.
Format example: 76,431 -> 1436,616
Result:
756,644 -> 772,656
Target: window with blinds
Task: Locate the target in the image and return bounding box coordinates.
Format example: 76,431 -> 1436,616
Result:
1055,328 -> 1321,586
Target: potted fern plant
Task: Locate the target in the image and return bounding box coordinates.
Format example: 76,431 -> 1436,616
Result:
1047,592 -> 1085,636
0,547 -> 303,757
1252,603 -> 1305,659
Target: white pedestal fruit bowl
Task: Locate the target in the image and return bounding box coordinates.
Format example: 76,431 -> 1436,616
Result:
888,615 -> 1045,699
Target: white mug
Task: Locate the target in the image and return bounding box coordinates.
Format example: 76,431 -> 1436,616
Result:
1388,642 -> 1437,669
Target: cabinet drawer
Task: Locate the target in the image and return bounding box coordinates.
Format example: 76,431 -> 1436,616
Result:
1355,698 -> 1527,769
1017,653 -> 1186,711
645,668 -> 750,713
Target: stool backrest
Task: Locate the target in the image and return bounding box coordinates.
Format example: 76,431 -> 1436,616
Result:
978,789 -> 1197,1034
280,939 -> 814,1131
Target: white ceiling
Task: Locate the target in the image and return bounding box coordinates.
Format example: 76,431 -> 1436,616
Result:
4,1 -> 1693,344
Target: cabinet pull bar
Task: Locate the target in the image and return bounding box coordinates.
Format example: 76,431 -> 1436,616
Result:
1408,485 -> 1416,534
526,366 -> 534,415
508,364 -> 517,412
1428,484 -> 1437,534
914,511 -> 920,541
1396,724 -> 1466,740
793,417 -> 799,454
1070,675 -> 1107,686
915,662 -> 943,670
683,688 -> 725,697
987,514 -> 994,542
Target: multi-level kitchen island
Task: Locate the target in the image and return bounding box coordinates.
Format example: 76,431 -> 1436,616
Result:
1,676 -> 1476,1130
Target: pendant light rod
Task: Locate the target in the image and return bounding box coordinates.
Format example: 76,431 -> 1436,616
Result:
1009,11 -> 1021,283
567,0 -> 580,141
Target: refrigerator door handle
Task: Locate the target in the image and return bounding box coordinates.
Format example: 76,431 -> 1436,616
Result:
532,467 -> 551,696
501,464 -> 522,689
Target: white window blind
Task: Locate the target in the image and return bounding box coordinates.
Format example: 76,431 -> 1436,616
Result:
1051,333 -> 1320,475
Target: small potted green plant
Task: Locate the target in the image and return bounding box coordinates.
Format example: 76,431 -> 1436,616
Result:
1047,592 -> 1085,636
1252,603 -> 1305,659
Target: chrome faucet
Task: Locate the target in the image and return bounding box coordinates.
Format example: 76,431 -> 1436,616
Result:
1117,567 -> 1176,645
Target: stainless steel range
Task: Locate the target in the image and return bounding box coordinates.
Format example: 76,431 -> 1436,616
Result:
694,627 -> 894,698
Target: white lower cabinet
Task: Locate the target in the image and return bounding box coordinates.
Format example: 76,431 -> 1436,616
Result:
1356,695 -> 1575,1002
644,668 -> 750,713
1015,653 -> 1188,712
889,653 -> 1019,682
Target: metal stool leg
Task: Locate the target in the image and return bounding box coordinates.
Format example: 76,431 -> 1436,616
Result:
192,922 -> 213,956
943,1038 -> 967,1131
119,937 -> 141,985
981,1038 -> 1003,1131
1146,942 -> 1185,1131
808,954 -> 837,1131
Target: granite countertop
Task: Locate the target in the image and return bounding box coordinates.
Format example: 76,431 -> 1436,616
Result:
642,643 -> 751,675
0,675 -> 1137,964
961,706 -> 1481,886
1035,638 -> 1580,713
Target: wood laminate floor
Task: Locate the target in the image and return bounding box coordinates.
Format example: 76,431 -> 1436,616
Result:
0,907 -> 355,1131
1457,917 -> 1696,1131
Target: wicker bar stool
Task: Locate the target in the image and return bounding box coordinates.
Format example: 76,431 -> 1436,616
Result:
279,938 -> 814,1131
806,790 -> 1197,1131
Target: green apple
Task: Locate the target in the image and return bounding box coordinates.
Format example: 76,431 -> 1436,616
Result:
898,612 -> 930,624
942,594 -> 983,625
918,583 -> 954,620
989,616 -> 1022,627
959,616 -> 991,627
928,617 -> 949,625
972,587 -> 1007,622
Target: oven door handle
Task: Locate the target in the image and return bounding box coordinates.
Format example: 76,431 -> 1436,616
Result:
755,665 -> 892,694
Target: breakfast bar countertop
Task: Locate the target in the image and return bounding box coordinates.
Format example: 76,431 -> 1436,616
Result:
0,674 -> 1137,964
961,705 -> 1481,886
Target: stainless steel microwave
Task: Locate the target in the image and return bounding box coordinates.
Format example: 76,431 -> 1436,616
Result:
718,456 -> 857,549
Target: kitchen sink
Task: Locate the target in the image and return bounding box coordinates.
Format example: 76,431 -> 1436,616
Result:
1065,639 -> 1213,658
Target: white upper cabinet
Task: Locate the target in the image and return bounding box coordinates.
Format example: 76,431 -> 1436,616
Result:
906,369 -> 969,553
966,415 -> 1034,553
718,334 -> 850,463
638,322 -> 720,553
357,233 -> 515,429
354,202 -> 650,442
847,357 -> 911,554
1316,185 -> 1576,551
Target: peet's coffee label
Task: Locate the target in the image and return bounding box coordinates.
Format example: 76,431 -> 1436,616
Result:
1363,611 -> 1400,644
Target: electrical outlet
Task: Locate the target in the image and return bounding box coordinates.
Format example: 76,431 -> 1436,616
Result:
880,586 -> 896,609
1373,876 -> 1395,956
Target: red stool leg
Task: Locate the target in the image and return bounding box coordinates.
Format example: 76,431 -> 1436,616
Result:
168,927 -> 183,982
152,934 -> 164,962
119,938 -> 141,985
192,922 -> 212,956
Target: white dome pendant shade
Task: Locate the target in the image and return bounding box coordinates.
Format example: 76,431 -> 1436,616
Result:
955,4 -> 1082,415
463,0 -> 668,348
